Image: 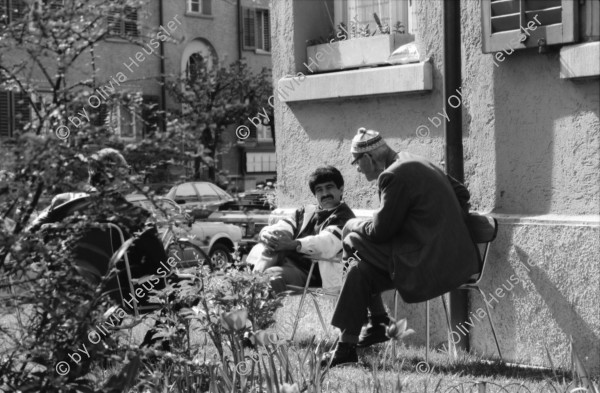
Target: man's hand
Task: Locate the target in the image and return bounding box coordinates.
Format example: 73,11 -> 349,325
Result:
261,230 -> 299,252
342,218 -> 366,237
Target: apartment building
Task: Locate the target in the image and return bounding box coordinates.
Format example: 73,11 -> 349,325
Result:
0,0 -> 274,190
272,0 -> 599,372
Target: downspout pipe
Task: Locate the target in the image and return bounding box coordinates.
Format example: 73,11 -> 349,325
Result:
158,0 -> 167,130
237,0 -> 243,60
443,0 -> 469,351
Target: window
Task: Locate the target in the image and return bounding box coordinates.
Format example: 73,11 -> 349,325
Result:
106,102 -> 137,140
186,53 -> 205,81
243,8 -> 271,52
334,0 -> 415,36
209,184 -> 232,200
246,152 -> 276,173
175,184 -> 198,198
481,0 -> 578,53
0,90 -> 31,138
256,9 -> 270,52
188,0 -> 211,15
115,104 -> 135,139
105,95 -> 160,139
256,123 -> 273,142
194,182 -> 220,202
107,5 -> 139,38
0,0 -> 27,25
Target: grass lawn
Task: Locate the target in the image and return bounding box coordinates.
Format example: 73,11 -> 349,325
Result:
272,295 -> 594,393
2,287 -> 597,392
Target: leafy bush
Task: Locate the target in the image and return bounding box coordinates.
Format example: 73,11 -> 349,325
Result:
0,133 -> 286,392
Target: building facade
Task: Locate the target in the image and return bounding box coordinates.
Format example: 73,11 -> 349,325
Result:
272,0 -> 599,372
0,0 -> 275,191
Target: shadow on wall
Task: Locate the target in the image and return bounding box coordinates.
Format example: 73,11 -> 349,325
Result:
513,245 -> 599,370
489,44 -> 599,372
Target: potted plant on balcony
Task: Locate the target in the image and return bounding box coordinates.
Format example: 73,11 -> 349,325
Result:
306,13 -> 415,73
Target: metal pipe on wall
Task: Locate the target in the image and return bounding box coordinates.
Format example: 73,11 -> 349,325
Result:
158,0 -> 167,129
443,0 -> 469,352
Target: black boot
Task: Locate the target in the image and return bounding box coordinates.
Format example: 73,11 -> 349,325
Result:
321,342 -> 358,368
357,313 -> 390,348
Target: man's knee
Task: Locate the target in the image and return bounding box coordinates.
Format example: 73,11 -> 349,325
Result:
265,264 -> 306,290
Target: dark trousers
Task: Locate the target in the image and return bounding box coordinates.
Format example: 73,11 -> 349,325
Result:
331,231 -> 395,336
264,256 -> 320,293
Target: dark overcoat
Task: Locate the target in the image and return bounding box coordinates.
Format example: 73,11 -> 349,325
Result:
353,152 -> 479,303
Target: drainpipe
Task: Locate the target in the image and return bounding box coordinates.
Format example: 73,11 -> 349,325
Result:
237,0 -> 244,184
443,0 -> 469,352
237,0 -> 243,60
158,0 -> 166,130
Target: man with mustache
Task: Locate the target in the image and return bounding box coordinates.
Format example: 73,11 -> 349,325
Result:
323,128 -> 478,367
252,166 -> 355,292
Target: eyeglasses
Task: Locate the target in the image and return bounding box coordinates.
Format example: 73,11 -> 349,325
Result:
351,154 -> 366,166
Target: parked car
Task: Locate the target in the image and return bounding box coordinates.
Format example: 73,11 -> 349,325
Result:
236,182 -> 276,210
164,182 -> 235,218
205,209 -> 271,242
126,194 -> 242,266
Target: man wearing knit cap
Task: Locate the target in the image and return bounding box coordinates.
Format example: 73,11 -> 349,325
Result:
323,128 -> 478,367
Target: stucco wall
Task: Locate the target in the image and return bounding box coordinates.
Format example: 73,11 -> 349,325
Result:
471,219 -> 600,370
272,0 -> 600,373
459,0 -> 600,373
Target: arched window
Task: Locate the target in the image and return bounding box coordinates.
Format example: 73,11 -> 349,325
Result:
186,52 -> 205,81
181,39 -> 217,77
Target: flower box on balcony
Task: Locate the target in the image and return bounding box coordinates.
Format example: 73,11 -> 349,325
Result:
306,33 -> 415,73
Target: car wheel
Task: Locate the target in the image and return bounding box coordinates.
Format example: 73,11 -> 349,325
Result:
209,243 -> 233,268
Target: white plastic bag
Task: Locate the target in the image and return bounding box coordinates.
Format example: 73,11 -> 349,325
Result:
387,43 -> 420,65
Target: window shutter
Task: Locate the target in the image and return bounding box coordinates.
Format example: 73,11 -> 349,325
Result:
202,0 -> 211,16
0,91 -> 10,138
107,5 -> 138,38
124,6 -> 138,37
481,0 -> 578,53
263,10 -> 270,51
255,10 -> 263,49
107,10 -> 119,36
242,7 -> 255,50
10,0 -> 27,22
0,91 -> 31,137
92,103 -> 108,126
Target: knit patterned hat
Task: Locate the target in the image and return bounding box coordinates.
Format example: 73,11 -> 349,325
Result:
351,127 -> 386,153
